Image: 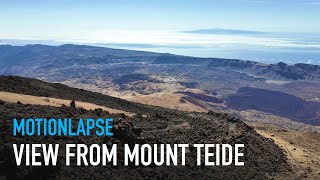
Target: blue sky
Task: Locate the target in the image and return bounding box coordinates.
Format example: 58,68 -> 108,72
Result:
1,0 -> 320,64
1,0 -> 320,32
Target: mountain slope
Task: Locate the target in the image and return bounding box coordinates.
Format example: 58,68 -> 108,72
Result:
0,76 -> 290,179
0,76 -> 159,114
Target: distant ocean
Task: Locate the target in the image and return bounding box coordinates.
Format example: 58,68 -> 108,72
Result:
104,45 -> 320,65
1,36 -> 320,65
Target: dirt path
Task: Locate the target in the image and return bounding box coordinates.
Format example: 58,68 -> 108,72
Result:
0,91 -> 134,116
251,123 -> 320,179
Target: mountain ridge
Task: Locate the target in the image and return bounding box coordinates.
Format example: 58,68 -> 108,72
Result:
1,44 -> 319,128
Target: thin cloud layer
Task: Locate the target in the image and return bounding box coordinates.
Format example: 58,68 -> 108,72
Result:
183,28 -> 266,35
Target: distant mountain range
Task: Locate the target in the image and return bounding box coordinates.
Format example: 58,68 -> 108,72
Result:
1,44 -> 319,81
155,55 -> 320,80
0,44 -> 319,127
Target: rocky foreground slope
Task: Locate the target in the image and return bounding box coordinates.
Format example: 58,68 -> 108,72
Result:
0,76 -> 292,179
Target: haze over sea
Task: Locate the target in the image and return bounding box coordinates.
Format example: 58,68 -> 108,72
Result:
2,31 -> 319,65
1,0 -> 320,65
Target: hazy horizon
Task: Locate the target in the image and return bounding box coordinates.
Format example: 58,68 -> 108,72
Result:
1,38 -> 320,65
1,0 -> 320,64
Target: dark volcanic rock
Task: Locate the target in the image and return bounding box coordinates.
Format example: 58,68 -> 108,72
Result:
0,102 -> 289,180
226,87 -> 320,125
176,91 -> 223,104
0,76 -> 290,179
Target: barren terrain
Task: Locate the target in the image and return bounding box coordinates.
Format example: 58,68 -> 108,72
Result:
0,91 -> 132,115
250,123 -> 320,179
1,45 -> 320,179
0,76 -> 291,179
